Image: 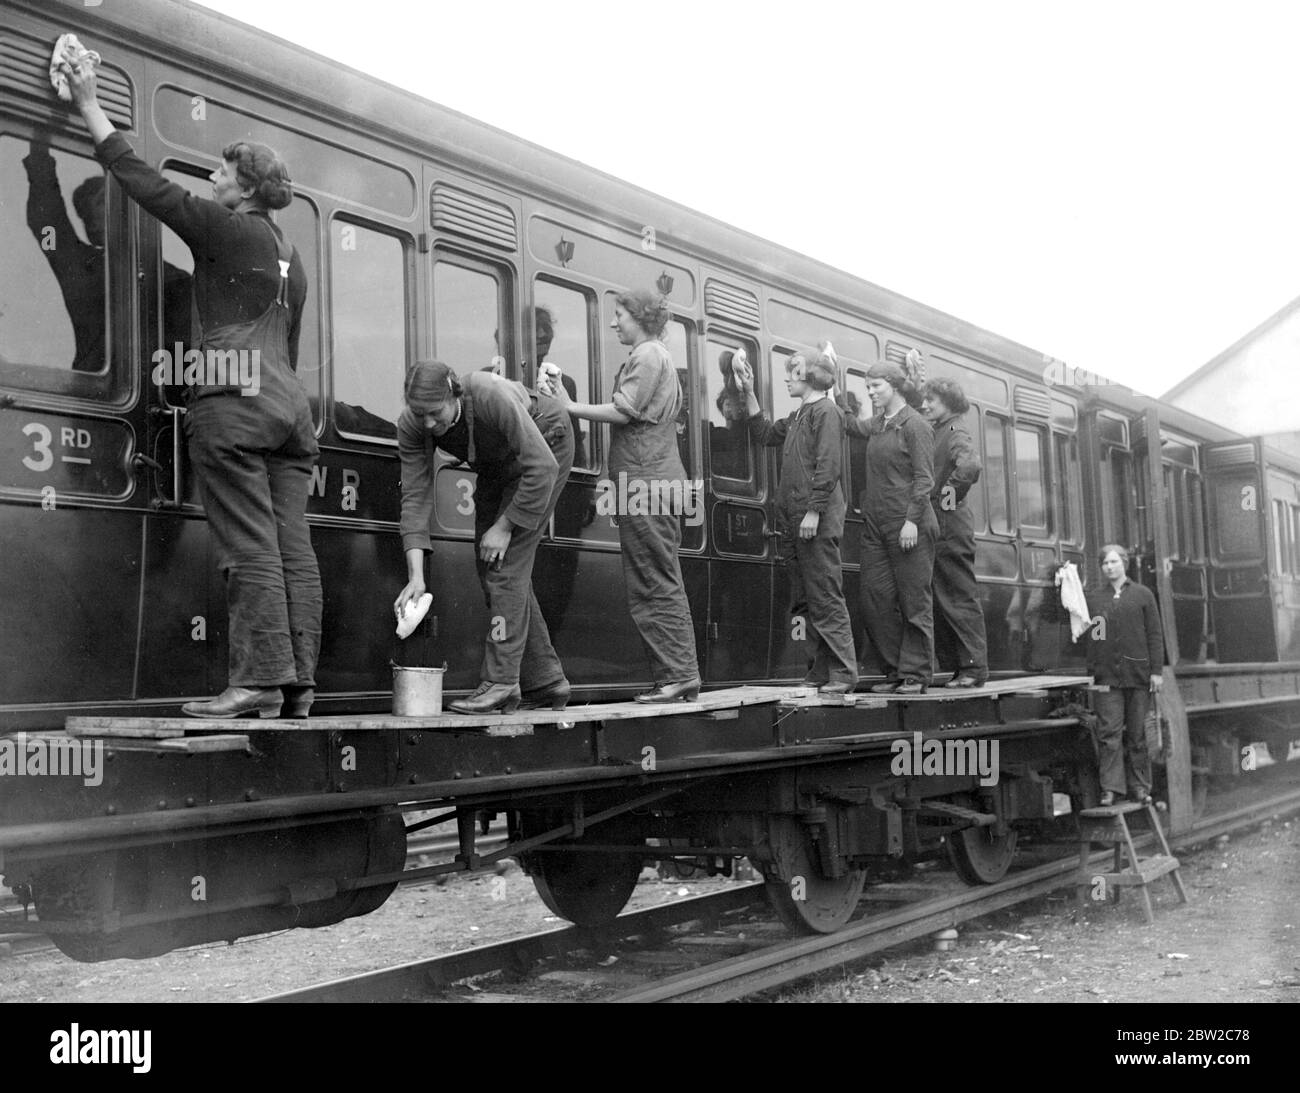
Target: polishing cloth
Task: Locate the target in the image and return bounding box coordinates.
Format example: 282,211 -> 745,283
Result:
396,592 -> 433,640
49,34 -> 101,102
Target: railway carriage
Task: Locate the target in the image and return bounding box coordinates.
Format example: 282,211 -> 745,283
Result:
1,0 -> 1298,960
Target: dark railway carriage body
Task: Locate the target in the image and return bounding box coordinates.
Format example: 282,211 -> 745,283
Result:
1,0 -> 1298,961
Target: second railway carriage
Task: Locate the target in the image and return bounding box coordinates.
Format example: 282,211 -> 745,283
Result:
2,0 -> 1299,960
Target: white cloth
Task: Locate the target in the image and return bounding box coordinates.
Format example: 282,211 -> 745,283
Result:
49,34 -> 101,103
396,592 -> 432,639
1055,562 -> 1091,642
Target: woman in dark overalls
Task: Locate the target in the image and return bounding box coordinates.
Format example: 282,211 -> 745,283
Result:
394,361 -> 573,713
66,57 -> 321,718
550,289 -> 700,702
844,361 -> 937,694
921,379 -> 988,687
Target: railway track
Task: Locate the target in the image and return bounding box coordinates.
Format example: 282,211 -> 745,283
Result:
255,779 -> 1300,1003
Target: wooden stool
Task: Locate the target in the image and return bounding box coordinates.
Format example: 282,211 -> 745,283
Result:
1076,800 -> 1188,924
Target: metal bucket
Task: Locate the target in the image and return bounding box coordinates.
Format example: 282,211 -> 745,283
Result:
392,664 -> 445,717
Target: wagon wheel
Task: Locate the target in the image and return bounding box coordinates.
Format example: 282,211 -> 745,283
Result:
945,796 -> 1018,885
762,815 -> 865,934
518,819 -> 645,927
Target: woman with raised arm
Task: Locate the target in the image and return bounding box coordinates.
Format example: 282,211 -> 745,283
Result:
62,49 -> 322,719
844,360 -> 937,694
548,289 -> 700,702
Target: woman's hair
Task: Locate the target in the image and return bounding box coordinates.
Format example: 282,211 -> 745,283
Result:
923,378 -> 970,415
1098,543 -> 1130,568
71,175 -> 104,227
803,351 -> 836,392
221,140 -> 293,210
867,360 -> 923,408
615,288 -> 671,338
404,360 -> 461,408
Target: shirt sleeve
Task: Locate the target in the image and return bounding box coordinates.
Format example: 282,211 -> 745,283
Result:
397,409 -> 437,552
841,408 -> 879,438
945,418 -> 982,500
94,131 -> 234,258
903,414 -> 936,524
473,379 -> 558,531
746,409 -> 789,447
807,402 -> 843,514
611,341 -> 673,423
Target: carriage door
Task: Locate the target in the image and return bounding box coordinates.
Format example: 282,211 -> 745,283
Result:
1204,439 -> 1277,662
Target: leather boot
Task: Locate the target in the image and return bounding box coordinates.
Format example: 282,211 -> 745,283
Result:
519,679 -> 571,711
634,679 -> 701,703
283,686 -> 315,718
450,681 -> 521,715
182,686 -> 283,719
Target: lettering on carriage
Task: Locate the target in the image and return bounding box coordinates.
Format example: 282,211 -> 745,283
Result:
308,465 -> 363,511
889,732 -> 1001,787
22,422 -> 93,472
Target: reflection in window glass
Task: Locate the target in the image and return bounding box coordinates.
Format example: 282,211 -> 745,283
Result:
1107,451 -> 1132,546
534,279 -> 592,468
844,367 -> 870,515
665,320 -> 693,477
1054,434 -> 1083,543
277,196 -> 322,423
332,221 -> 405,438
706,339 -> 751,483
2,137 -> 109,374
770,350 -> 798,421
984,415 -> 1011,534
1015,425 -> 1048,531
435,262 -> 501,376
1188,472 -> 1206,562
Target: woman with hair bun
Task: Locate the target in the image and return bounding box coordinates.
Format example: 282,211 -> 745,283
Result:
844,359 -> 937,694
64,54 -> 321,719
551,289 -> 700,702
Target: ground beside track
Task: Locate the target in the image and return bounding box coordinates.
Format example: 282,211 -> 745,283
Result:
3,811 -> 1298,1004
782,816 -> 1300,1003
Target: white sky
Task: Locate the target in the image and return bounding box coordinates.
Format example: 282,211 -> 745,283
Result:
193,0 -> 1300,401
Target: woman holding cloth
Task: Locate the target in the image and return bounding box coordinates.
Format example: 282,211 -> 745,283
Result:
549,289 -> 700,702
844,360 -> 937,694
63,49 -> 322,719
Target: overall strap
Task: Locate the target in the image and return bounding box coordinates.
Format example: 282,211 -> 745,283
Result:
260,217 -> 294,308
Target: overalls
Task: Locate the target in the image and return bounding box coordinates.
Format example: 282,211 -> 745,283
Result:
750,399 -> 857,687
931,413 -> 988,681
609,342 -> 699,688
185,222 -> 322,689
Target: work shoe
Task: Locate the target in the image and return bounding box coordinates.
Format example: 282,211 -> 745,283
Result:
870,679 -> 902,694
450,681 -> 521,715
944,673 -> 984,689
282,686 -> 315,718
818,682 -> 854,695
182,686 -> 283,719
895,679 -> 928,695
519,679 -> 571,711
634,679 -> 701,703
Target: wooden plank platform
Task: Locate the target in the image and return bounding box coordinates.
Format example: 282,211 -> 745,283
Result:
65,684 -> 817,738
61,674 -> 1091,740
780,674 -> 1090,708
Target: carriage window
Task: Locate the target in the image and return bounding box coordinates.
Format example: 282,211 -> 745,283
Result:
843,367 -> 870,517
1187,471 -> 1206,563
434,260 -> 506,375
1014,425 -> 1049,534
706,337 -> 755,489
332,220 -> 407,439
534,278 -> 594,469
1163,463 -> 1180,557
769,350 -> 799,421
1291,504 -> 1300,577
1054,434 -> 1083,544
0,136 -> 117,394
157,167 -> 322,423
984,414 -> 1012,534
1103,448 -> 1133,546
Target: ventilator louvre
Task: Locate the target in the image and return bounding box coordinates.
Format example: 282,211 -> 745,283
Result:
0,30 -> 134,131
704,279 -> 760,329
431,184 -> 517,250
